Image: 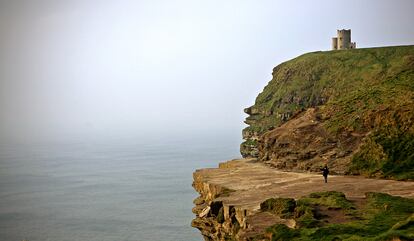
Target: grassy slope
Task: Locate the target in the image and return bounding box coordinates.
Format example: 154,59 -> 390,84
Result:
262,192 -> 414,241
243,45 -> 414,179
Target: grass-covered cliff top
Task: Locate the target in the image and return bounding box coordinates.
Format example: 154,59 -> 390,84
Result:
248,45 -> 414,132
242,45 -> 414,179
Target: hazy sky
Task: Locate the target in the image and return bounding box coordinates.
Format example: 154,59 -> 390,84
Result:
0,0 -> 413,142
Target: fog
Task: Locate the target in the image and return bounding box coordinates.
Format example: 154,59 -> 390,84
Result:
1,0 -> 413,143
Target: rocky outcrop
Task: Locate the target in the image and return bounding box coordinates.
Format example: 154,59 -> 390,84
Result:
258,108 -> 361,174
191,159 -> 414,240
194,46 -> 414,240
191,159 -> 299,240
241,45 -> 414,179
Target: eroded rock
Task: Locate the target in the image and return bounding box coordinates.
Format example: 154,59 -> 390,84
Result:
191,159 -> 414,240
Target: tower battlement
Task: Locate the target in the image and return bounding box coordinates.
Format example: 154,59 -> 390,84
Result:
332,29 -> 356,50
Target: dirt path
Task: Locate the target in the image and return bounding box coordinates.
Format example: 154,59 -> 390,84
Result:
194,158 -> 414,211
192,158 -> 414,239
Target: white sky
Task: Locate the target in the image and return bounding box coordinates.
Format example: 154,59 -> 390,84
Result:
0,0 -> 413,142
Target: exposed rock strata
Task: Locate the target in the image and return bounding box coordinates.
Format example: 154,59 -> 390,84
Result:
191,158 -> 414,240
258,107 -> 361,174
241,46 -> 414,178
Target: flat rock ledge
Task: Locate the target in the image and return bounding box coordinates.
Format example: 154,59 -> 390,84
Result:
191,158 -> 414,241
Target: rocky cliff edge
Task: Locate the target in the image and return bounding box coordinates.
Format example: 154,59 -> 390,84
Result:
191,159 -> 414,241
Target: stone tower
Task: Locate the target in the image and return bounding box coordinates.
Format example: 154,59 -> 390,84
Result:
332,29 -> 356,50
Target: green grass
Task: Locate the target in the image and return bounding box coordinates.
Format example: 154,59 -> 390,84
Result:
241,45 -> 414,179
294,191 -> 356,229
302,191 -> 356,211
349,129 -> 414,180
263,191 -> 414,241
266,224 -> 300,241
241,139 -> 258,146
260,197 -> 296,218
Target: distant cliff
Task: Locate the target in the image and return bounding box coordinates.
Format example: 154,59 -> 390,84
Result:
241,45 -> 414,180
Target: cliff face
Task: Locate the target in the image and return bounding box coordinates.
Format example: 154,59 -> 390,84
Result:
259,107 -> 356,174
241,45 -> 414,179
193,45 -> 414,241
191,159 -> 414,241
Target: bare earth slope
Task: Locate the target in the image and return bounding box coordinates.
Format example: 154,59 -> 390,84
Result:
259,107 -> 356,174
192,158 -> 414,240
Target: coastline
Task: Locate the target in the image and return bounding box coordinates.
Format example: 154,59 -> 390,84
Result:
191,158 -> 414,240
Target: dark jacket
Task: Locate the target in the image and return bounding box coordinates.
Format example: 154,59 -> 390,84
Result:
322,167 -> 329,176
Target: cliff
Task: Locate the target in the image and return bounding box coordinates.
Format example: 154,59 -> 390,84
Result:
241,45 -> 414,180
191,159 -> 414,240
191,46 -> 414,240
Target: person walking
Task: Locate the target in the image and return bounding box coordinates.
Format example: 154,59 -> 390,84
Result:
321,165 -> 329,183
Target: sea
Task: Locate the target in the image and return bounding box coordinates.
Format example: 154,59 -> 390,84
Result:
0,132 -> 241,241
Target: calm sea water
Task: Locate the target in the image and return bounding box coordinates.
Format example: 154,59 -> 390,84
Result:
0,133 -> 241,241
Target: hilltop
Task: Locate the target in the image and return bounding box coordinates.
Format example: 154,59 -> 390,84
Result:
241,45 -> 414,180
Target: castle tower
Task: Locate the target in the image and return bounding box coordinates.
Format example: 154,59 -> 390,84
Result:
332,29 -> 356,50
332,37 -> 338,50
337,29 -> 351,50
